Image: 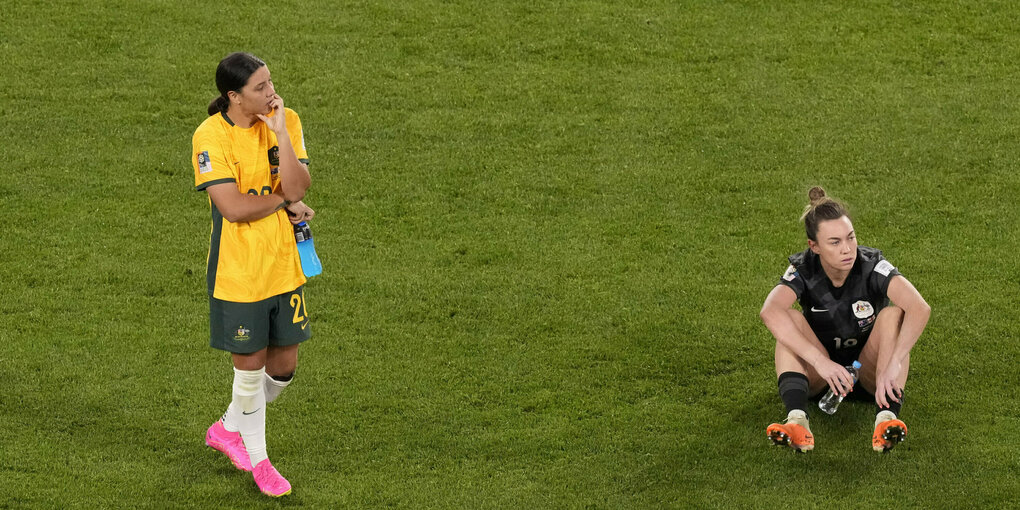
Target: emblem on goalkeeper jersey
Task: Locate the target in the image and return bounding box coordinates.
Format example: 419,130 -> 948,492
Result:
852,301 -> 874,319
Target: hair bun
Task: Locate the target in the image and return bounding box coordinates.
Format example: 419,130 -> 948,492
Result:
801,187 -> 848,240
808,186 -> 827,205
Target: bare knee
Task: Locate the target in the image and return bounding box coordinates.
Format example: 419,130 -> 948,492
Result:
232,349 -> 268,371
266,344 -> 299,377
774,341 -> 828,394
868,305 -> 905,349
877,305 -> 904,329
774,341 -> 808,376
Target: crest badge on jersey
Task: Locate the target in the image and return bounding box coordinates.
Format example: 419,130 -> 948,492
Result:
197,151 -> 212,174
268,145 -> 280,166
782,264 -> 798,282
852,300 -> 874,319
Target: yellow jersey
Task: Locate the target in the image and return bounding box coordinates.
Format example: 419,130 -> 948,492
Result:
192,108 -> 310,303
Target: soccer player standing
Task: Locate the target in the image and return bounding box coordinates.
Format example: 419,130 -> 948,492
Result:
191,52 -> 315,496
760,187 -> 931,453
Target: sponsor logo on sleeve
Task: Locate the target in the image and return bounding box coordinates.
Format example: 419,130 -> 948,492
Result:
875,260 -> 895,277
782,265 -> 798,282
852,300 -> 874,319
197,151 -> 212,174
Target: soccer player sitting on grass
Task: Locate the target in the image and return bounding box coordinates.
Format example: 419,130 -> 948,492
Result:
759,187 -> 931,453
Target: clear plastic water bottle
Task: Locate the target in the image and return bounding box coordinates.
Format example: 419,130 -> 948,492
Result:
293,221 -> 322,278
818,360 -> 861,415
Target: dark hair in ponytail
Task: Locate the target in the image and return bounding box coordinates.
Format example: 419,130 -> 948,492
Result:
206,52 -> 266,116
801,186 -> 849,241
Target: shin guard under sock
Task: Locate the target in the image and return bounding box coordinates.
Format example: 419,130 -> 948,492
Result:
778,372 -> 810,416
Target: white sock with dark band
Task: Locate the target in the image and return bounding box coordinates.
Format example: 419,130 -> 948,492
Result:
232,367 -> 268,466
264,372 -> 294,404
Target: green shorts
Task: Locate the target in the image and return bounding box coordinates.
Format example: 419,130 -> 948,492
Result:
209,286 -> 311,354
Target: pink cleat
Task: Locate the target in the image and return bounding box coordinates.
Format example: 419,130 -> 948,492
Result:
253,459 -> 292,497
205,420 -> 253,472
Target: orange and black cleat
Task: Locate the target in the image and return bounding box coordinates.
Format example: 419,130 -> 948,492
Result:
767,421 -> 814,453
872,419 -> 908,452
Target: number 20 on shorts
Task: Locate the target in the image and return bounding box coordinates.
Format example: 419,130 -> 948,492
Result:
290,291 -> 309,327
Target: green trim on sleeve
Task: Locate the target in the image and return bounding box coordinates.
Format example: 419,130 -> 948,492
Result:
298,158 -> 310,165
207,202 -> 225,297
195,178 -> 236,191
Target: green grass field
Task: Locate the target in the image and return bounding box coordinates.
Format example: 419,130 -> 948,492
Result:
2,0 -> 1018,507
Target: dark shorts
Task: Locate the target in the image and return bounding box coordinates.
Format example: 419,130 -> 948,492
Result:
209,286 -> 311,354
813,343 -> 874,403
812,385 -> 874,403
826,345 -> 865,368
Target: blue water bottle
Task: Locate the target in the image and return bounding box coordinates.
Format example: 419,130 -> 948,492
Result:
293,221 -> 323,277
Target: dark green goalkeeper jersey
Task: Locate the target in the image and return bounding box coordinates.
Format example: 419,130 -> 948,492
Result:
777,246 -> 902,364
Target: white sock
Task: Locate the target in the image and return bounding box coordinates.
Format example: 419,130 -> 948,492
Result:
232,367 -> 269,466
221,401 -> 241,433
875,410 -> 897,427
786,409 -> 809,427
264,372 -> 293,404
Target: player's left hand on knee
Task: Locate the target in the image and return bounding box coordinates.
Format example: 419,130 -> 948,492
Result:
875,363 -> 904,408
